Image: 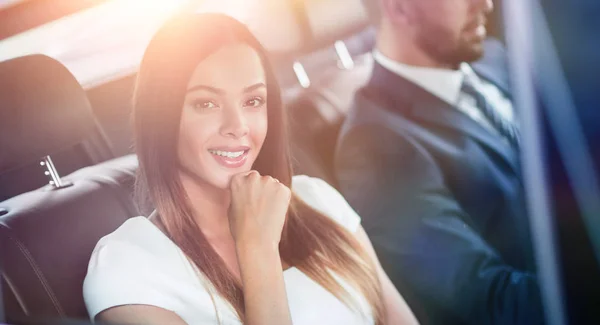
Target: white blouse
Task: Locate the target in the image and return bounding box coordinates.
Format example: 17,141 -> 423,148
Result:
83,175 -> 374,325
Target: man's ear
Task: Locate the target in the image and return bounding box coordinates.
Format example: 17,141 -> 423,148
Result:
381,0 -> 411,25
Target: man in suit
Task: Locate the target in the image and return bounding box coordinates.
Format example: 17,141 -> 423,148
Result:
335,0 -> 545,324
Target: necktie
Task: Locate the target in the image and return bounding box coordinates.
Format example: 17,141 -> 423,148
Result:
461,77 -> 520,147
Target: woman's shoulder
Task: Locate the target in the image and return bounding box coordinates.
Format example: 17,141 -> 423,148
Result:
88,216 -> 179,272
291,175 -> 339,209
83,217 -> 192,320
291,175 -> 340,196
291,175 -> 361,233
96,216 -> 161,249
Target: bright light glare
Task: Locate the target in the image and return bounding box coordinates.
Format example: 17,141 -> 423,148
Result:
0,0 -> 190,86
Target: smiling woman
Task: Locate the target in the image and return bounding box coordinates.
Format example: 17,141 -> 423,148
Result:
81,11 -> 418,325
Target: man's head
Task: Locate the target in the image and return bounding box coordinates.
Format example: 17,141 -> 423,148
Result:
365,0 -> 494,67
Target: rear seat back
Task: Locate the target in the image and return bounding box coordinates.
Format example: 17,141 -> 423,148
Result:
0,155 -> 138,323
281,0 -> 374,184
0,55 -> 116,201
288,53 -> 373,185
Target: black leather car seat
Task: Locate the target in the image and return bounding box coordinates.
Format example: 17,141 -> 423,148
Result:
0,55 -> 139,323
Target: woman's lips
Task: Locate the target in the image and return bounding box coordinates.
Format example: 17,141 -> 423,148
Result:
208,148 -> 250,169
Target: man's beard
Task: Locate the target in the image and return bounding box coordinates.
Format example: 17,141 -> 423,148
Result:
415,22 -> 485,68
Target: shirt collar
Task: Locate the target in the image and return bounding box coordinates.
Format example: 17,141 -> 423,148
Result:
373,50 -> 468,106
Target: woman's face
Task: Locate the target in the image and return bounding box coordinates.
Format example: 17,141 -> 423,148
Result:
177,43 -> 268,189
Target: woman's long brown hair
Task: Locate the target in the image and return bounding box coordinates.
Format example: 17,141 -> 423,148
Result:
133,13 -> 383,324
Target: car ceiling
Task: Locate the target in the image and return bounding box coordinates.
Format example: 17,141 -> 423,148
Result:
0,0 -> 369,88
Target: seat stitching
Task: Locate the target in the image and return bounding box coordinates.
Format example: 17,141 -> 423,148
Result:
2,228 -> 65,316
2,272 -> 29,315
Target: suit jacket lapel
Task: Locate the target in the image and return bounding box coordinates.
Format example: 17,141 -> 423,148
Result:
411,99 -> 520,174
366,62 -> 520,175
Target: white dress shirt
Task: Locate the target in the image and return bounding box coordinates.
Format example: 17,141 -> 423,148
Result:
373,50 -> 515,139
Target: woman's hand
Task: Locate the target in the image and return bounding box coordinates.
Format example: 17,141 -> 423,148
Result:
228,170 -> 291,250
228,170 -> 293,325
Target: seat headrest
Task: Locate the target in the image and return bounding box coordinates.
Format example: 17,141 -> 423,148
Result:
0,55 -> 99,173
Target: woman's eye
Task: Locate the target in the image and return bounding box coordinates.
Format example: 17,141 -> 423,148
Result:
244,97 -> 265,108
192,100 -> 218,111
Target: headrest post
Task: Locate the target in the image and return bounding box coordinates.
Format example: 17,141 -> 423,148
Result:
293,61 -> 311,88
334,40 -> 354,70
40,156 -> 65,189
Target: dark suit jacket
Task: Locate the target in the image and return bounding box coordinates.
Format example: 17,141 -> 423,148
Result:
335,40 -> 544,325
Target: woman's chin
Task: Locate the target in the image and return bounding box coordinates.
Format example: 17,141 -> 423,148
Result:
211,171 -> 243,190
206,176 -> 231,190
205,162 -> 255,189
